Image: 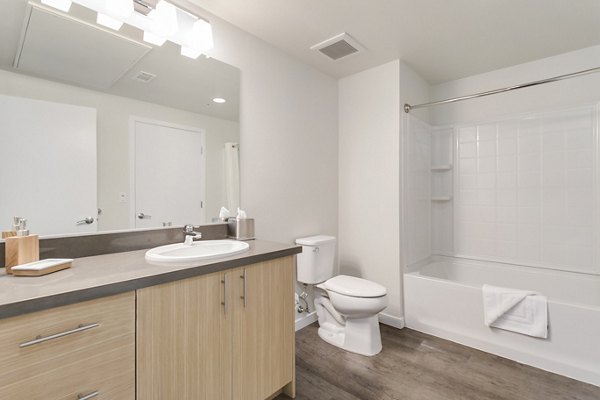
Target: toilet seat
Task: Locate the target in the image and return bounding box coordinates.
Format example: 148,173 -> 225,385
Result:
321,275 -> 387,298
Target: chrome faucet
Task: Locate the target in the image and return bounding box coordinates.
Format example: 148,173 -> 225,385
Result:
183,225 -> 202,245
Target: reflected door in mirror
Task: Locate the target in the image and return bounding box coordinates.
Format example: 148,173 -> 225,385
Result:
132,119 -> 205,229
0,95 -> 97,235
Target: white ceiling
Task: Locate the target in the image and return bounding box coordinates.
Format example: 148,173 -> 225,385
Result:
190,0 -> 600,83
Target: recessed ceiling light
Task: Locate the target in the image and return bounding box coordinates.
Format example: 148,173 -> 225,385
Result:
212,97 -> 226,104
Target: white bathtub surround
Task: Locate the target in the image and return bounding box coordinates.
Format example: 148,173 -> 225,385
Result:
401,47 -> 600,387
453,105 -> 597,275
405,257 -> 600,386
404,114 -> 431,265
482,284 -> 548,338
407,103 -> 599,275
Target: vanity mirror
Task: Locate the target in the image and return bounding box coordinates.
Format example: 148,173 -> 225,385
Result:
0,0 -> 240,236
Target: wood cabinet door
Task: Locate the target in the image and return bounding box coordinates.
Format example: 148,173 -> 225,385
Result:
137,271 -> 232,400
232,257 -> 295,400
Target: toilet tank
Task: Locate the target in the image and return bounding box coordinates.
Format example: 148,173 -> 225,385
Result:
295,235 -> 336,284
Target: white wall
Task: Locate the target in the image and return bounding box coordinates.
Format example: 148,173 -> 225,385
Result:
337,60 -> 430,326
0,69 -> 238,230
338,60 -> 402,323
179,0 -> 339,244
177,1 -> 338,325
431,45 -> 600,126
400,62 -> 430,124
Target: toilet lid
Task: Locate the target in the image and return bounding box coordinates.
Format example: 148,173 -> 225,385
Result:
323,275 -> 387,298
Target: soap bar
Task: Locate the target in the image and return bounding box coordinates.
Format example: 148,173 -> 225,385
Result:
11,259 -> 73,277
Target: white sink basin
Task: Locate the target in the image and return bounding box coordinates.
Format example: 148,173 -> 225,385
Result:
145,240 -> 250,263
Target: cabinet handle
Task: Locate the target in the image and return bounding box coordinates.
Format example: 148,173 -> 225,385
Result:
77,391 -> 99,400
19,323 -> 100,348
240,269 -> 247,307
221,274 -> 228,314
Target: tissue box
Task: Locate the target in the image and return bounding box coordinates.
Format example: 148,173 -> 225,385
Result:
227,218 -> 255,240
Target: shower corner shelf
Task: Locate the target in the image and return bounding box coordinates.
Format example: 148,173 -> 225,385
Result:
431,165 -> 453,172
431,196 -> 452,202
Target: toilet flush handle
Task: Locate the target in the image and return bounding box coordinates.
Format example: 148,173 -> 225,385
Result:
313,246 -> 320,253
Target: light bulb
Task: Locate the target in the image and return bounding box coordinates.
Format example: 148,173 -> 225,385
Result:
190,18 -> 214,53
181,46 -> 202,59
97,13 -> 123,30
148,1 -> 178,37
41,0 -> 72,12
104,0 -> 133,19
181,18 -> 213,59
143,31 -> 167,46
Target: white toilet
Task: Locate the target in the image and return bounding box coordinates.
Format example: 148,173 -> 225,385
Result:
295,235 -> 388,356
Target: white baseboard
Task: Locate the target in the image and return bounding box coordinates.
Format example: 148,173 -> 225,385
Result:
378,313 -> 405,329
295,312 -> 403,331
295,311 -> 317,331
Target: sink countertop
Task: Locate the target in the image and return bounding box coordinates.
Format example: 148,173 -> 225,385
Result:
0,240 -> 301,320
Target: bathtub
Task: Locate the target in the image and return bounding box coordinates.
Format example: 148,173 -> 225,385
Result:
404,256 -> 600,386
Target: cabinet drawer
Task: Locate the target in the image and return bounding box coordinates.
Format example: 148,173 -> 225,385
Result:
0,342 -> 134,400
0,292 -> 135,391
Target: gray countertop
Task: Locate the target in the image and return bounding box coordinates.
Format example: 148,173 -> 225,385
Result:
0,240 -> 301,319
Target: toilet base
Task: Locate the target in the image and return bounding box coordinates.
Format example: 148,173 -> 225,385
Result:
317,322 -> 345,349
315,296 -> 383,356
343,316 -> 383,356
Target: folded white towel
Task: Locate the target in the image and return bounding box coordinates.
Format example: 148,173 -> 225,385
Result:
482,284 -> 548,339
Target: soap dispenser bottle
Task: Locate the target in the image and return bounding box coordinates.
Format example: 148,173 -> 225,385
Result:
1,216 -> 20,239
5,219 -> 39,274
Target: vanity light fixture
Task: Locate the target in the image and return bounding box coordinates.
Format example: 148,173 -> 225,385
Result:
143,31 -> 167,46
41,0 -> 72,12
96,13 -> 124,30
180,18 -> 213,59
41,0 -> 214,58
212,97 -> 226,104
96,0 -> 133,30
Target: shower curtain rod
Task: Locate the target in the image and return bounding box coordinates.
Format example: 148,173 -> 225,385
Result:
403,66 -> 600,113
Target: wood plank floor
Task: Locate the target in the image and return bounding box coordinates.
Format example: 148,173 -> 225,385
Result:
276,323 -> 600,400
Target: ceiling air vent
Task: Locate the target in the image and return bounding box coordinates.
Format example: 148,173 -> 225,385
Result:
310,33 -> 364,61
132,71 -> 157,83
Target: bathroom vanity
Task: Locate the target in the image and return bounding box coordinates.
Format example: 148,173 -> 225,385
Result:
0,240 -> 300,400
